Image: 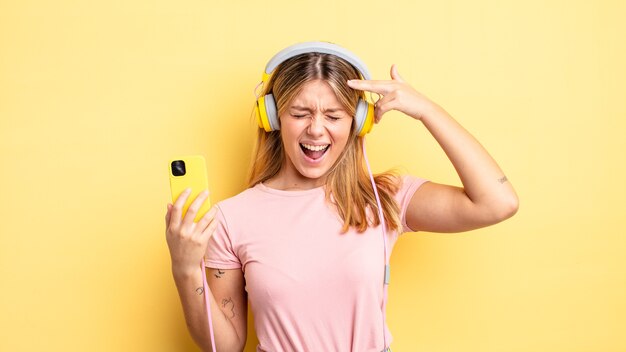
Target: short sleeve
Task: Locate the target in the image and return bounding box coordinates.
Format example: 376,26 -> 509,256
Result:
204,205 -> 242,269
396,175 -> 429,234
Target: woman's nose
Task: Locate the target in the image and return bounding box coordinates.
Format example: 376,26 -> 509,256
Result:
307,115 -> 325,136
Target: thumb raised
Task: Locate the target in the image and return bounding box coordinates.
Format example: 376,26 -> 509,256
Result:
390,64 -> 405,82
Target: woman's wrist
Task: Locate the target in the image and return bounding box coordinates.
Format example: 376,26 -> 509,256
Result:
171,261 -> 203,280
416,101 -> 444,122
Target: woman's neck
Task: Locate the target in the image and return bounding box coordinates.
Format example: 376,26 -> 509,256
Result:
263,169 -> 327,191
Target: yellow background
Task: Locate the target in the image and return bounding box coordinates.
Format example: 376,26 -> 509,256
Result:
1,0 -> 624,351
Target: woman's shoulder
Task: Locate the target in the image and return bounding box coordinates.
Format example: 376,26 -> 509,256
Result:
398,174 -> 429,187
216,184 -> 263,208
393,174 -> 429,203
377,172 -> 428,194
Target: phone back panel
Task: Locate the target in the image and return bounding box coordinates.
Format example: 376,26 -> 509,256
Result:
169,155 -> 210,222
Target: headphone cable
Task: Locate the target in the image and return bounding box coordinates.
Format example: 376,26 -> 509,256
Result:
362,138 -> 391,352
201,259 -> 218,352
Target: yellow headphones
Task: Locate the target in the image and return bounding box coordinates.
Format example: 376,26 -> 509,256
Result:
255,41 -> 375,137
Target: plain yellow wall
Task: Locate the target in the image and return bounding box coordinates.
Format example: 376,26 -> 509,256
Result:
1,0 -> 624,351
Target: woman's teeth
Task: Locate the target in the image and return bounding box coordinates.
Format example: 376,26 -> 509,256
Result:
301,143 -> 329,151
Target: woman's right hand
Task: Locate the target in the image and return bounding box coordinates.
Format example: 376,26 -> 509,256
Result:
165,188 -> 218,276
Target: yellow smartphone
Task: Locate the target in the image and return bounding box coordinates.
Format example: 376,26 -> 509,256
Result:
169,155 -> 210,222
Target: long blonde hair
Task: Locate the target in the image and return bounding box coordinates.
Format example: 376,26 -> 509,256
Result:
248,52 -> 402,233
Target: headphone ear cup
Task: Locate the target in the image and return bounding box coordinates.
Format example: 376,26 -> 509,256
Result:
264,94 -> 280,131
255,96 -> 268,130
354,98 -> 375,136
256,94 -> 280,132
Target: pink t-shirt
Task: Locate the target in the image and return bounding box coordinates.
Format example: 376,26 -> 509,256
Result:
205,175 -> 428,352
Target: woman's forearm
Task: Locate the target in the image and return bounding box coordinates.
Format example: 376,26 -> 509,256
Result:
173,266 -> 241,352
420,103 -> 519,219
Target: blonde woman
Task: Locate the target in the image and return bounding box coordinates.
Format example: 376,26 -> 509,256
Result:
165,42 -> 518,352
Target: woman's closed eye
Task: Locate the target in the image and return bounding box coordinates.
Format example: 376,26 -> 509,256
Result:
290,114 -> 341,121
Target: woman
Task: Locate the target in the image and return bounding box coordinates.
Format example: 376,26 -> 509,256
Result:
165,42 -> 518,352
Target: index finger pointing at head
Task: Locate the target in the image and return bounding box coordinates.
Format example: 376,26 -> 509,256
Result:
347,79 -> 392,95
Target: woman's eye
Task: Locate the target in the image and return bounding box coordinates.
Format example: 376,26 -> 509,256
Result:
292,114 -> 307,118
327,116 -> 340,121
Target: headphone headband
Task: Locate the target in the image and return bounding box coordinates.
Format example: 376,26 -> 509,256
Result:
263,41 -> 371,81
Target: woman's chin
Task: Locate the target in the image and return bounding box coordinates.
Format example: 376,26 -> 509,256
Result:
295,166 -> 329,181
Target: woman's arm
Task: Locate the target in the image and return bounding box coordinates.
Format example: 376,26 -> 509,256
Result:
404,102 -> 518,232
165,191 -> 246,351
348,65 -> 518,232
172,266 -> 245,351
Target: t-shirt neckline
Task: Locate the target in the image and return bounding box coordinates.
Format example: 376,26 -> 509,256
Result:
256,182 -> 325,197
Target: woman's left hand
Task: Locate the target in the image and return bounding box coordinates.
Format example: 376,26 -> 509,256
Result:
347,64 -> 439,123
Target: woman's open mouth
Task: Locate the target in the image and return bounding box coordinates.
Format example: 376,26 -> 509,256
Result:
300,143 -> 330,162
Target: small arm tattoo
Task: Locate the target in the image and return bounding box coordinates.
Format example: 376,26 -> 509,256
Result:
214,268 -> 225,278
195,287 -> 204,295
221,297 -> 235,318
498,176 -> 508,184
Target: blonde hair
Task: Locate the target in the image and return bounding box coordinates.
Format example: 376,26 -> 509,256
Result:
248,52 -> 402,233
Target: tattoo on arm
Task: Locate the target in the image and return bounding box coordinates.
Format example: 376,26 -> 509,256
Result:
195,287 -> 204,295
221,297 -> 235,318
498,176 -> 508,184
214,268 -> 225,278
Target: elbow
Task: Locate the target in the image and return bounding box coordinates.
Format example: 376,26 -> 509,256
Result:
236,337 -> 247,352
197,334 -> 245,352
493,194 -> 519,222
200,342 -> 244,352
480,194 -> 518,225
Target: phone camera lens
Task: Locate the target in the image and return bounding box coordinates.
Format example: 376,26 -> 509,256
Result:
171,160 -> 186,176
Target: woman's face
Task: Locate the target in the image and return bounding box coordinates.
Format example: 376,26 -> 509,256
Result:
278,79 -> 353,186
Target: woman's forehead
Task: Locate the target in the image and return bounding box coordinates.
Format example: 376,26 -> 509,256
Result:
289,80 -> 344,110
